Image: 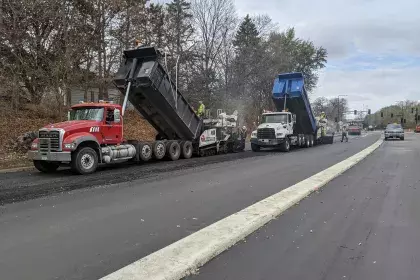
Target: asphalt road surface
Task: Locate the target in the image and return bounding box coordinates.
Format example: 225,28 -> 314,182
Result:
0,132 -> 378,280
189,133 -> 420,280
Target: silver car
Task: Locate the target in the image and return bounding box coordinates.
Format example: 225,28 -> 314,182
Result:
384,123 -> 404,141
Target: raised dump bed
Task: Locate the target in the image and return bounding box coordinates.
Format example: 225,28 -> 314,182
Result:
272,72 -> 317,135
114,46 -> 202,140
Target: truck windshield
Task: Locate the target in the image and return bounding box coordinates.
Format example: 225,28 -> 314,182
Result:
69,108 -> 104,121
261,114 -> 288,124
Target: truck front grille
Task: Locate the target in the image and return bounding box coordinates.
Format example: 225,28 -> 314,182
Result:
38,130 -> 61,152
257,128 -> 276,139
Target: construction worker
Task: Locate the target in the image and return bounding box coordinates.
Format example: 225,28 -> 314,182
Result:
320,111 -> 326,120
341,124 -> 348,142
241,126 -> 248,139
197,101 -> 205,117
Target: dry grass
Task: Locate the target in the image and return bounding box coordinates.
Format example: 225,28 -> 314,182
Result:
0,106 -> 156,170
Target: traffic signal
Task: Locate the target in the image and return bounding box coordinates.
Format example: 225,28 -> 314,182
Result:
335,117 -> 338,122
381,111 -> 384,118
412,108 -> 414,113
354,110 -> 357,115
368,109 -> 371,115
401,118 -> 404,124
391,113 -> 394,118
404,118 -> 407,124
418,115 -> 420,121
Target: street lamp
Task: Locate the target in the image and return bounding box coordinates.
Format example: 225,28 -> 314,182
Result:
337,95 -> 348,123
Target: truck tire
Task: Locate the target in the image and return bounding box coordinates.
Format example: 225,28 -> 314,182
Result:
139,142 -> 153,161
33,160 -> 60,173
251,143 -> 260,152
309,135 -> 314,147
180,141 -> 193,159
281,138 -> 290,152
166,141 -> 181,161
305,135 -> 310,148
71,147 -> 98,175
301,135 -> 306,147
153,141 -> 166,160
199,149 -> 206,157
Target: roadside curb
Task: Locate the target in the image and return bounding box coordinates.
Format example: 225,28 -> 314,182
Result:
0,166 -> 34,174
100,138 -> 384,280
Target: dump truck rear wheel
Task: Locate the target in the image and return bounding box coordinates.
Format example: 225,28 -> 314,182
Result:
139,143 -> 152,161
166,141 -> 181,161
153,141 -> 166,160
71,147 -> 98,175
305,135 -> 311,148
299,135 -> 305,147
180,141 -> 193,159
199,149 -> 206,157
33,160 -> 60,173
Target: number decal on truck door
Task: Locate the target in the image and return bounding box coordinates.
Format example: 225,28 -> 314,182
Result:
90,126 -> 100,132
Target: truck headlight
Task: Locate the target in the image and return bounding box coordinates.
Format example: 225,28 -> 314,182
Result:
276,133 -> 283,137
64,142 -> 76,150
31,142 -> 38,150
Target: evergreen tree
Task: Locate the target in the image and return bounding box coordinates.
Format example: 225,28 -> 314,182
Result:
233,14 -> 260,53
166,0 -> 194,55
164,0 -> 195,93
231,15 -> 262,100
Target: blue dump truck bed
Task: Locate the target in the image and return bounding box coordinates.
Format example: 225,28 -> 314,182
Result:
113,46 -> 202,140
272,72 -> 317,135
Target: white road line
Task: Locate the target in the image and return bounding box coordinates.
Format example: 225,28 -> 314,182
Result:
100,138 -> 384,280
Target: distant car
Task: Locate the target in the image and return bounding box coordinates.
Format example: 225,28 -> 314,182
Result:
415,124 -> 420,133
348,124 -> 362,135
384,123 -> 404,140
368,125 -> 374,131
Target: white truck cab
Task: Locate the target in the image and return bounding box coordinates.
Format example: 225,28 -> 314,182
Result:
250,111 -> 315,152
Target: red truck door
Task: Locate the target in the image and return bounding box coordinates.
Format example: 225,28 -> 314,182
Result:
102,108 -> 123,145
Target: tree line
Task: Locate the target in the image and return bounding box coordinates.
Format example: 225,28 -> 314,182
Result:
312,96 -> 349,122
0,0 -> 328,124
366,100 -> 420,129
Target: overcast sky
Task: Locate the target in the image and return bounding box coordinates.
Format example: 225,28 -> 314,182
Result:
235,0 -> 420,113
154,0 -> 420,113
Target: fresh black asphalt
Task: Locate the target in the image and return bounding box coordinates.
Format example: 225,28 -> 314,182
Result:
0,133 -> 379,280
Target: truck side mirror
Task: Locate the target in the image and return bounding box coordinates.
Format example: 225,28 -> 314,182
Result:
67,111 -> 71,121
114,109 -> 121,123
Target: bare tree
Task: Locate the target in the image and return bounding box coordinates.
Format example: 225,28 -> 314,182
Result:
190,0 -> 236,105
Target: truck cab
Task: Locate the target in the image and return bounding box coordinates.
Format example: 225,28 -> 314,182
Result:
250,111 -> 304,152
28,102 -> 124,174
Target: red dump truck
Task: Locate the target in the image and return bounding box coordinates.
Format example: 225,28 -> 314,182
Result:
28,46 -> 245,174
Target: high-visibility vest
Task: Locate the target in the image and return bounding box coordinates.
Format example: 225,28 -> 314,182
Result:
197,104 -> 205,115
